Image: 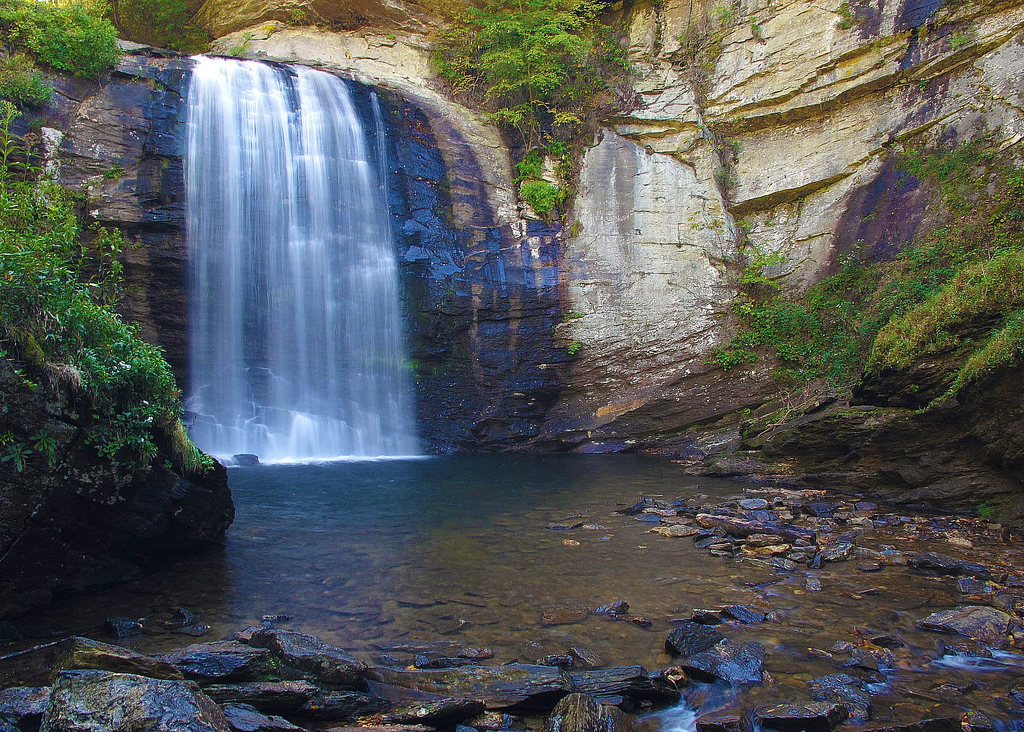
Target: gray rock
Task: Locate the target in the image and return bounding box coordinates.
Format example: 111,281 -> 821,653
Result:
569,666 -> 678,704
809,673 -> 871,721
296,690 -> 386,721
163,641 -> 276,683
908,553 -> 993,580
665,622 -> 725,657
695,714 -> 750,732
222,703 -> 304,732
917,606 -> 1015,648
676,641 -> 765,685
204,681 -> 320,712
0,686 -> 49,730
41,670 -> 230,731
739,499 -> 769,510
247,629 -> 366,687
756,702 -> 847,732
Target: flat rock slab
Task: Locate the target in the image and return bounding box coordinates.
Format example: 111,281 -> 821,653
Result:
756,702 -> 847,732
677,641 -> 765,685
248,629 -> 366,687
908,553 -> 993,580
917,606 -> 1015,648
204,681 -> 320,711
665,622 -> 726,657
541,604 -> 590,626
376,696 -> 485,726
163,641 -> 275,683
368,664 -> 572,713
297,690 -> 387,721
57,637 -> 184,680
41,670 -> 230,732
222,703 -> 304,732
696,714 -> 750,732
542,692 -> 633,732
569,666 -> 678,704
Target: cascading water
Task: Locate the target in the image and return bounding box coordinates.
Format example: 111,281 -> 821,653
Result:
184,57 -> 419,462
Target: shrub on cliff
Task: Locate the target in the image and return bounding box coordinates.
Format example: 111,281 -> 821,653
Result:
108,0 -> 209,54
0,102 -> 210,472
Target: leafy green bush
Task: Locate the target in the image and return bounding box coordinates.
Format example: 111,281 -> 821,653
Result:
434,0 -> 627,147
0,52 -> 52,106
0,102 -> 210,472
0,0 -> 121,77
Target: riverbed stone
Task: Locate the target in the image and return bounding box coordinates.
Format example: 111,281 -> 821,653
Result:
0,685 -> 49,730
204,681 -> 320,711
541,603 -> 590,626
163,641 -> 277,684
916,606 -> 1016,648
676,641 -> 765,685
756,702 -> 847,732
296,690 -> 386,721
665,622 -> 725,657
222,703 -> 305,732
41,670 -> 230,731
542,692 -> 633,732
375,696 -> 486,726
247,629 -> 366,687
808,673 -> 871,721
367,664 -> 572,712
569,666 -> 678,704
908,553 -> 994,580
56,636 -> 184,680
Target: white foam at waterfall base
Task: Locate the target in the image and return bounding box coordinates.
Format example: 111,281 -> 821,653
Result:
184,56 -> 419,463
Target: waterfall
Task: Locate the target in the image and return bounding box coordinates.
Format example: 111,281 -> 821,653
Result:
184,57 -> 419,462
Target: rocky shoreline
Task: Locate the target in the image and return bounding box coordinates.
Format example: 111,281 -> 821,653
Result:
2,484 -> 1022,732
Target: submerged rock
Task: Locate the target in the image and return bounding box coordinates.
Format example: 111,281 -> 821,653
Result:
41,670 -> 230,731
916,606 -> 1016,648
541,604 -> 590,626
103,618 -> 144,639
367,664 -> 572,713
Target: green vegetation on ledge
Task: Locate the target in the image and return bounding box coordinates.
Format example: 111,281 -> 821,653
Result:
713,139 -> 1024,405
0,102 -> 211,473
109,0 -> 210,53
433,0 -> 628,218
0,0 -> 121,105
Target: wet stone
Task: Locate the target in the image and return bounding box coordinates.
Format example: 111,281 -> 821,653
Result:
569,666 -> 678,704
756,702 -> 847,732
908,553 -> 993,580
803,502 -> 841,519
676,640 -> 765,685
57,637 -> 184,680
917,606 -> 1016,648
858,561 -> 883,572
296,690 -> 387,721
541,603 -> 590,626
204,681 -> 320,712
594,602 -> 629,616
721,606 -> 766,624
747,534 -> 786,547
104,617 -> 144,639
809,673 -> 871,721
688,609 -> 723,625
665,622 -> 725,657
542,694 -> 633,732
376,696 -> 486,727
739,499 -> 769,510
0,685 -> 49,730
247,629 -> 366,687
696,714 -> 750,732
163,641 -> 275,683
806,578 -> 823,592
222,703 -> 304,732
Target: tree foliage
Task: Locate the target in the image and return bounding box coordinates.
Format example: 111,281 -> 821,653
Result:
434,0 -> 627,148
109,0 -> 209,54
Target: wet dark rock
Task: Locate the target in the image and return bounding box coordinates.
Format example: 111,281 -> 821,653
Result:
916,606 -> 1015,648
247,629 -> 366,687
665,622 -> 726,657
594,602 -> 629,616
771,558 -> 797,571
177,625 -> 215,637
805,578 -> 823,592
413,655 -> 477,669
467,711 -> 518,730
721,606 -> 765,624
676,641 -> 765,685
616,499 -> 655,516
104,617 -> 144,639
695,713 -> 750,732
261,615 -> 290,624
694,515 -> 815,544
57,636 -> 184,680
569,666 -> 679,704
858,561 -> 883,572
367,664 -> 572,713
204,681 -> 320,712
41,670 -> 230,731
803,502 -> 841,519
376,696 -> 486,726
629,616 -> 653,629
233,454 -> 260,466
538,655 -> 575,669
567,647 -> 603,669
0,685 -> 49,730
324,726 -> 430,732
809,673 -> 871,721
222,703 -> 304,732
869,634 -> 905,649
755,702 -> 847,732
174,607 -> 198,625
908,553 -> 993,580
541,604 -> 590,626
542,692 -> 633,732
163,641 -> 276,683
297,691 -> 388,721
816,543 -> 853,564
689,609 -> 723,625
